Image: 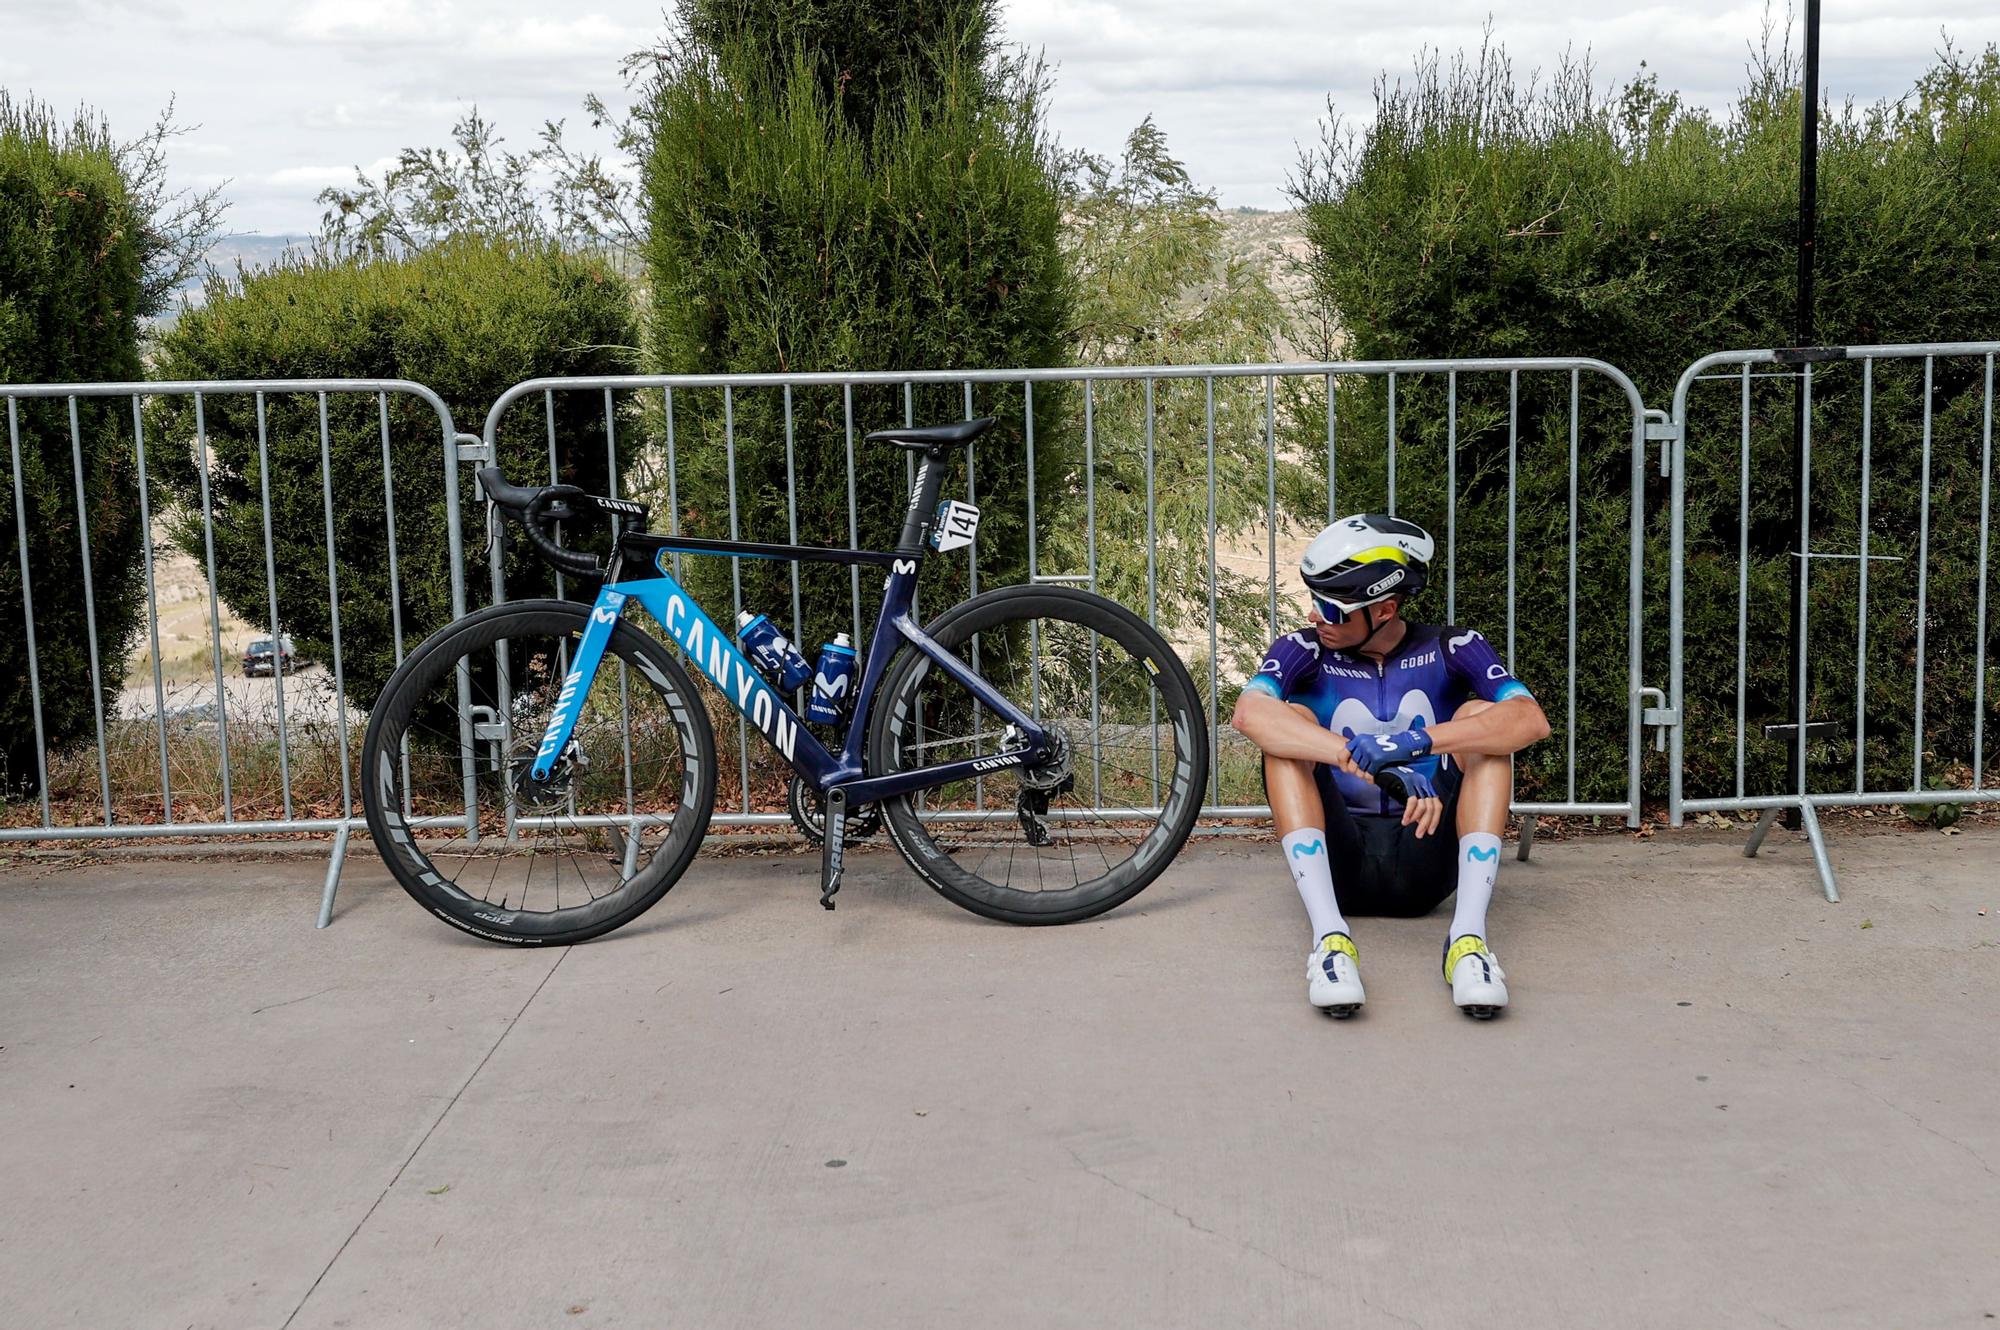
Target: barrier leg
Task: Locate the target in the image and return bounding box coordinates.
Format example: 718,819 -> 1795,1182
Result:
1799,800 -> 1839,903
1516,815 -> 1537,862
1743,807 -> 1781,858
620,820 -> 642,880
317,823 -> 352,928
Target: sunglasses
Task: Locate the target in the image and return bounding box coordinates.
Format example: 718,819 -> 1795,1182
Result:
1312,594 -> 1357,624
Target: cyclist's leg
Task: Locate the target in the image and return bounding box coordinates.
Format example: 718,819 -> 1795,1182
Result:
1444,698 -> 1509,948
1263,702 -> 1363,943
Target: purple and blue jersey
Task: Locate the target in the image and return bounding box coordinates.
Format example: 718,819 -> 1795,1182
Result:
1243,622 -> 1533,816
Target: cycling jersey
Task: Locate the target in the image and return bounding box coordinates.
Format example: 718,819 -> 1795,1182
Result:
1243,622 -> 1533,816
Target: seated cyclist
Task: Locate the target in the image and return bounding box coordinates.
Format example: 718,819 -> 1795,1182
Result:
1230,514 -> 1551,1019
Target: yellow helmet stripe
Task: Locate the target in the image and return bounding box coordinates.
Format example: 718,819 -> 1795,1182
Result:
1346,545 -> 1410,565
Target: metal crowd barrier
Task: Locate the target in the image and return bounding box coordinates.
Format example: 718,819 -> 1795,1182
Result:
0,380 -> 464,923
7,346 -> 1993,923
482,359 -> 1651,838
1666,342 -> 2000,899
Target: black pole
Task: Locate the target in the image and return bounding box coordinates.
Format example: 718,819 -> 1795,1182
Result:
1786,0 -> 1822,825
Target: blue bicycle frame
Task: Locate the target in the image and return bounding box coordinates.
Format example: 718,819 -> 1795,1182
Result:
525,520 -> 1049,810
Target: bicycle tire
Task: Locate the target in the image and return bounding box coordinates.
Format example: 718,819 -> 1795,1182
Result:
867,584 -> 1207,924
361,600 -> 717,946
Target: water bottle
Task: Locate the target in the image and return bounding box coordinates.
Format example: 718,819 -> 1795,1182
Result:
736,611 -> 814,692
806,633 -> 858,724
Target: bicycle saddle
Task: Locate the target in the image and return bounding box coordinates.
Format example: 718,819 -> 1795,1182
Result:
864,417 -> 995,450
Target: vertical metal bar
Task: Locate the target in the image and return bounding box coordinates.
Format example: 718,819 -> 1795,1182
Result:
903,384 -> 918,627
1386,371 -> 1397,514
1085,378 -> 1102,803
1265,375 -> 1278,644
963,378 -> 977,596
964,379 -> 981,808
6,398 -> 51,827
541,392 -> 572,824
724,385 -> 748,814
1974,354 -> 1994,785
1206,376 -> 1220,805
1913,357 -> 1935,786
1796,363 -> 1817,799
664,388 -> 682,579
1506,372 -> 1517,670
546,391 -> 565,600
383,396 -> 407,662
844,384 -> 861,649
608,388 -> 636,824
131,396 -> 172,823
1326,372 -> 1337,520
443,408 -> 477,841
194,395 -> 232,821
1145,377 -> 1160,797
317,395 -> 353,818
1625,369 -> 1646,827
254,394 -> 294,820
784,386 -> 804,707
1854,360 -> 1873,791
384,394 -> 413,819
1446,371 -> 1457,624
1737,363 -> 1752,798
68,398 -> 112,823
1566,369 -> 1578,804
1025,381 -> 1042,718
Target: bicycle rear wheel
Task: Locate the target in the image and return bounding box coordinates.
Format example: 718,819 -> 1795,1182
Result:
867,584 -> 1207,924
361,600 -> 716,945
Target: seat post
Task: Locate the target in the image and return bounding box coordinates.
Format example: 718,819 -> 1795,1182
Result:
895,447 -> 952,555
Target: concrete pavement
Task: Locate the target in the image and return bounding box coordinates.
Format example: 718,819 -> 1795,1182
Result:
3,828 -> 1997,1329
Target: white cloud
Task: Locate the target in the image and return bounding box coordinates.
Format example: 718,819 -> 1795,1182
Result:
6,0 -> 1996,228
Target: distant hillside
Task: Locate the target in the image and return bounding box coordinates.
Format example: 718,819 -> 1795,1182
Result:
1216,208 -> 1321,359
149,234 -> 314,330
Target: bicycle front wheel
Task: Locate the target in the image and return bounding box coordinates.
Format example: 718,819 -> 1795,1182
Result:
361,600 -> 717,946
867,584 -> 1207,924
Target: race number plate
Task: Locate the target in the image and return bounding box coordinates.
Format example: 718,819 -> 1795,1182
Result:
932,499 -> 981,552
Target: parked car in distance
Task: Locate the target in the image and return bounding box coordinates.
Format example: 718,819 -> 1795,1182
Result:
242,634 -> 297,677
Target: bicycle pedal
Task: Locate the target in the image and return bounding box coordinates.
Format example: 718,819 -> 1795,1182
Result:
819,787 -> 848,910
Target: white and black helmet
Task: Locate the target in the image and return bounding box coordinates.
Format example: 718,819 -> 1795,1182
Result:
1300,513 -> 1435,614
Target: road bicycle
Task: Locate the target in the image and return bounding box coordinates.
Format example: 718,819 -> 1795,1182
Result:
360,417 -> 1209,945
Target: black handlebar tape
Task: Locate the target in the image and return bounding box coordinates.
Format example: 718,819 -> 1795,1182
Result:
521,488 -> 602,578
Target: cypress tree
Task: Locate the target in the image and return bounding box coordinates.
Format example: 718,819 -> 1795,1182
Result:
639,0 -> 1072,658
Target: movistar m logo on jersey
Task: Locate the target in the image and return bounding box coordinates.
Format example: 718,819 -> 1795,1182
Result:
653,587 -> 798,762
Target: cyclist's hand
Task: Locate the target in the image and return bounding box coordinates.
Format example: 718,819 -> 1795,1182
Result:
1325,731 -> 1365,779
1379,766 -> 1443,838
1347,729 -> 1433,776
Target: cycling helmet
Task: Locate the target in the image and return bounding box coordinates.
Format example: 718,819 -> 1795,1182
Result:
1300,513 -> 1434,616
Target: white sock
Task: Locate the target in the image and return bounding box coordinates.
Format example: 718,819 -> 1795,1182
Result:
1281,828 -> 1348,943
1449,831 -> 1503,942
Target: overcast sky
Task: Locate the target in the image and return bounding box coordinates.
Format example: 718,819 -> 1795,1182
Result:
6,0 -> 1996,235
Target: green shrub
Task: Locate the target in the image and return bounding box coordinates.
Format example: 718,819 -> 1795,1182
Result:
1293,41 -> 2000,803
0,96 -> 148,792
150,238 -> 637,713
637,0 -> 1072,656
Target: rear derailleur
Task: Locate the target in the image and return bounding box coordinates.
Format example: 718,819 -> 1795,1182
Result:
1015,727 -> 1075,848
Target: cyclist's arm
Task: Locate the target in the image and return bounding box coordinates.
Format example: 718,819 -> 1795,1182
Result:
1423,695 -> 1550,757
1230,628 -> 1362,773
1428,625 -> 1551,756
1231,688 -> 1360,770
